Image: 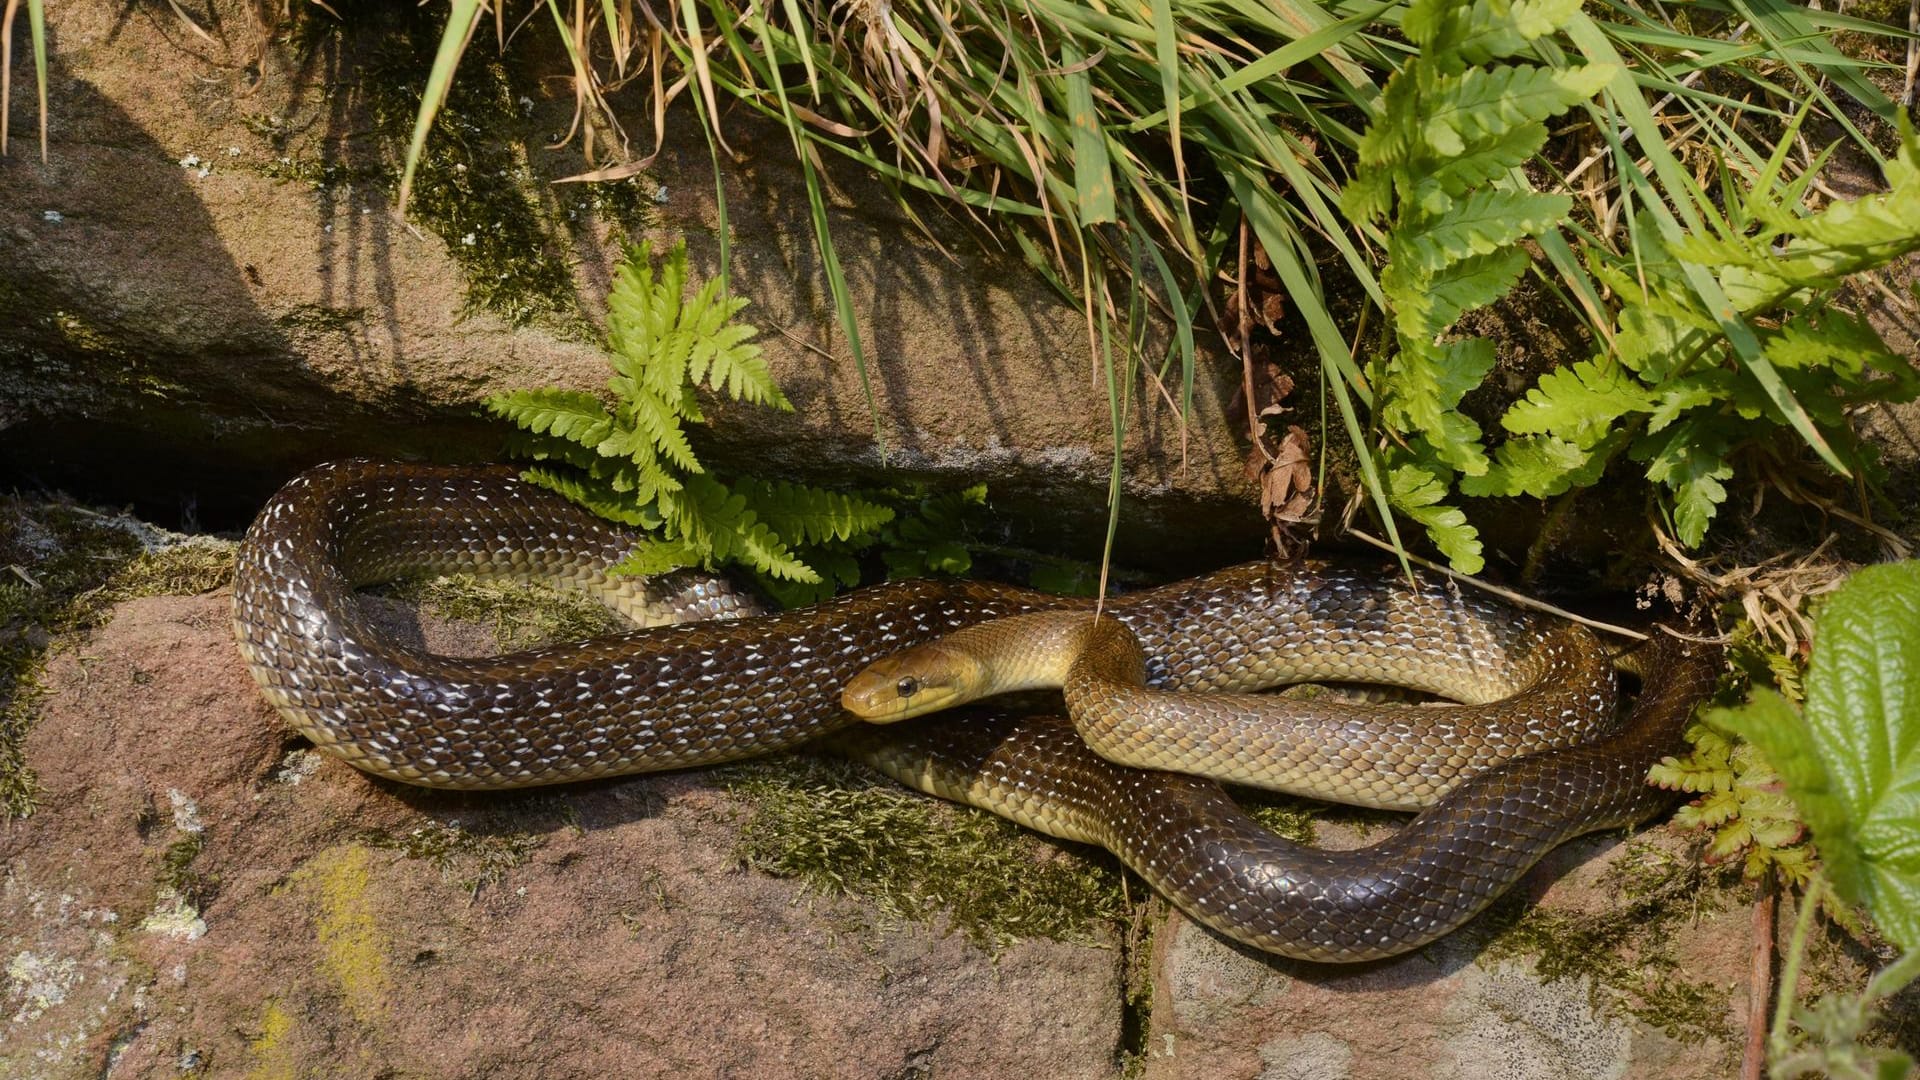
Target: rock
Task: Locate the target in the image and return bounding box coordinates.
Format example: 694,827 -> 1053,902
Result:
0,0 -> 1258,570
1137,827 -> 1752,1080
0,593 -> 1125,1078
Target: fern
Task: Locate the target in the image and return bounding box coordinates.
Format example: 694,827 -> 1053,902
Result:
1479,124 -> 1920,547
1652,718 -> 1814,886
1349,0 -> 1920,568
486,241 -> 900,592
1344,0 -> 1610,572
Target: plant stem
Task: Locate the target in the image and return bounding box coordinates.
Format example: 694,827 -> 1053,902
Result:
1770,870 -> 1824,1065
1741,872 -> 1777,1080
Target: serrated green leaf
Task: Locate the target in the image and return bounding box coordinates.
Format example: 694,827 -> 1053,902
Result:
1644,372 -> 1728,434
1805,563 -> 1920,947
1413,248 -> 1531,336
1412,122 -> 1552,205
1388,460 -> 1483,573
885,539 -> 971,578
1403,0 -> 1582,62
1614,303 -> 1701,383
1391,190 -> 1571,274
485,388 -> 614,446
739,479 -> 896,546
1635,416 -> 1733,546
518,466 -> 661,528
1502,359 -> 1652,445
1420,63 -> 1617,158
1762,309 -> 1898,376
1709,818 -> 1754,861
1379,339 -> 1495,476
1717,561 -> 1920,950
1674,788 -> 1741,827
613,535 -> 705,576
1460,434 -> 1594,498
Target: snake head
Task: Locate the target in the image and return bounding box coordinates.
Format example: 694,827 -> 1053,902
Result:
842,644 -> 987,722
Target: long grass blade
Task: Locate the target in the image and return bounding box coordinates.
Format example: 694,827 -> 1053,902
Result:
1125,0 -> 1393,132
1565,12 -> 1847,475
736,1 -> 886,457
1147,0 -> 1195,261
398,0 -> 487,216
1061,40 -> 1116,225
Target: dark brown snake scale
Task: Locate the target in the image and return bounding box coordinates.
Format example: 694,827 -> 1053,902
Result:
232,459 -> 1721,962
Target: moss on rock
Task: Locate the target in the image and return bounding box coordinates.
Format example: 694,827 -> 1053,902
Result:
721,754 -> 1135,951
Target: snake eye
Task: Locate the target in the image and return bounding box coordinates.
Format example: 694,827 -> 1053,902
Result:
896,676 -> 920,698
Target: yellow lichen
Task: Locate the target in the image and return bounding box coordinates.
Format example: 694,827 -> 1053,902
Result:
285,845 -> 392,1027
245,1000 -> 299,1080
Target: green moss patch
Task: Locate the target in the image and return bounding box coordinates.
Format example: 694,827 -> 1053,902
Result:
275,4 -> 663,329
157,832 -> 213,908
0,499 -> 236,819
1478,838 -> 1737,1046
722,754 -> 1134,952
381,574 -> 627,649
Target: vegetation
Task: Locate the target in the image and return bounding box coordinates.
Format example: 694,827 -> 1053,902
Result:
488,239 -> 994,605
1699,561 -> 1920,1076
5,0 -> 1919,1066
1352,5 -> 1920,570
1482,839 -> 1738,1047
724,754 -> 1131,951
359,819 -> 547,896
386,0 -> 1913,580
0,500 -> 234,820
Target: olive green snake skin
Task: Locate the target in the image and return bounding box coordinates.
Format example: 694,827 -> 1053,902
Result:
231,460 -> 1720,962
844,610 -> 1620,811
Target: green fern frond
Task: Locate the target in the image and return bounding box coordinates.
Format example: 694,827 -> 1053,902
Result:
1385,248 -> 1529,342
623,391 -> 703,472
612,535 -> 705,576
737,479 -> 896,547
1389,190 -> 1571,275
1501,359 -> 1652,446
1387,459 -> 1484,573
1404,0 -> 1583,61
518,466 -> 662,528
1634,416 -> 1735,547
1460,433 -> 1612,499
1418,63 -> 1615,159
484,233 -> 989,604
484,388 -> 614,445
662,474 -> 818,583
1345,0 -> 1614,570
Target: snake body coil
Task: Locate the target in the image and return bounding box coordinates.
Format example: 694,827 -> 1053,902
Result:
845,610 -> 1620,810
232,460 -> 1719,961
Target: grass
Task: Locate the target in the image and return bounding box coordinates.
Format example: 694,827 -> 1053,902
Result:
379,0 -> 1912,584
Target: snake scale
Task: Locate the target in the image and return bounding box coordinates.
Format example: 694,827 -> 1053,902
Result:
232,459 -> 1720,962
844,609 -> 1620,811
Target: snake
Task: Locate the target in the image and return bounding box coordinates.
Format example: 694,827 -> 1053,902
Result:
843,609 -> 1620,811
231,459 -> 1720,962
